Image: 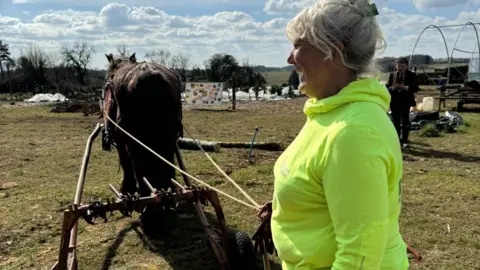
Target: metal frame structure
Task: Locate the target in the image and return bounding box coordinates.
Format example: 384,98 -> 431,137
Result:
409,22 -> 480,85
469,43 -> 479,78
50,123 -> 256,270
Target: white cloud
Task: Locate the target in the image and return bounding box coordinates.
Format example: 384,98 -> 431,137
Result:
377,7 -> 480,59
412,0 -> 469,10
11,0 -> 259,7
264,0 -> 315,14
0,16 -> 22,25
1,3 -> 291,69
2,2 -> 480,70
263,0 -> 480,59
12,0 -> 37,3
263,0 -> 389,14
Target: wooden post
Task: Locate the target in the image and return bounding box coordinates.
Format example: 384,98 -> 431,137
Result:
231,72 -> 236,111
177,138 -> 221,152
248,127 -> 259,163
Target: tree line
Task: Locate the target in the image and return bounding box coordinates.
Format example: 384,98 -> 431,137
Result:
2,38 -> 464,99
0,40 -> 102,97
375,54 -> 470,72
0,40 -> 271,99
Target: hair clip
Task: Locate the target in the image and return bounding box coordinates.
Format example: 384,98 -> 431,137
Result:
366,3 -> 379,17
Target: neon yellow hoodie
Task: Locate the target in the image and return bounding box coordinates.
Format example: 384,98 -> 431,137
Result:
271,78 -> 409,270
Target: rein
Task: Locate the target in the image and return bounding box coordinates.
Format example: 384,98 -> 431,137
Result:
100,64 -> 274,269
102,111 -> 274,268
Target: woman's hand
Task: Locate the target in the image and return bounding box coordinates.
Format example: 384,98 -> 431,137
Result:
252,201 -> 276,255
256,201 -> 272,220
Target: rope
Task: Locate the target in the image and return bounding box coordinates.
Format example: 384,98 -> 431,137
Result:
103,113 -> 258,210
102,83 -> 271,269
182,125 -> 261,208
104,70 -> 259,208
181,126 -> 272,270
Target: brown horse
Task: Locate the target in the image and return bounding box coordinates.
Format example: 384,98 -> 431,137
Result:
102,53 -> 183,197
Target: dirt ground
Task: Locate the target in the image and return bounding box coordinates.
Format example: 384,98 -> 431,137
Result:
0,94 -> 479,269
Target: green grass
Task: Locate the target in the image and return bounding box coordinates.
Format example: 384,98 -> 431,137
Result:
0,96 -> 479,269
263,71 -> 291,86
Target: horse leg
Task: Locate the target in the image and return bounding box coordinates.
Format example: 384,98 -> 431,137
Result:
127,139 -> 177,229
114,126 -> 137,196
125,141 -> 149,197
119,145 -> 137,195
144,143 -> 176,192
126,138 -> 176,197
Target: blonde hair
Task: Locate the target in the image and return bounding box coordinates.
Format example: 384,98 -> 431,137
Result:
286,0 -> 386,76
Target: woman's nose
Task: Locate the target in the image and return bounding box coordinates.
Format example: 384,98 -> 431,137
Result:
287,52 -> 294,65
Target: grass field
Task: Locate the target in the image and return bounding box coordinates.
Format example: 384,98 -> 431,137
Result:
0,94 -> 479,269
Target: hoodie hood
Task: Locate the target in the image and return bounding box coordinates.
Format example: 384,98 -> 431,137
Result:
304,78 -> 391,117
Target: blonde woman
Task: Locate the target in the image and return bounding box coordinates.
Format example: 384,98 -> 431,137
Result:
258,0 -> 410,269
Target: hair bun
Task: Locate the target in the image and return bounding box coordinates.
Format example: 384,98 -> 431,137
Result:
285,0 -> 386,76
353,0 -> 379,18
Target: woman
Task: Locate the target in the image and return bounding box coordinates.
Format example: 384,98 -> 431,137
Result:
262,0 -> 410,269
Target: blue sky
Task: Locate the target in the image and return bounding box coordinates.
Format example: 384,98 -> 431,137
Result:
3,1 -> 265,18
2,1 -> 471,21
1,0 -> 480,69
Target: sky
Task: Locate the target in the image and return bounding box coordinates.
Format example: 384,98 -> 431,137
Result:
1,0 -> 480,70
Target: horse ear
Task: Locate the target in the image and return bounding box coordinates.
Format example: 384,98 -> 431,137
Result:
129,53 -> 136,63
105,53 -> 113,63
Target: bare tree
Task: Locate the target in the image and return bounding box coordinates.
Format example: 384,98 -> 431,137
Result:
170,54 -> 180,70
47,51 -> 66,83
189,63 -> 204,81
172,52 -> 191,71
5,58 -> 15,79
145,49 -> 171,67
170,52 -> 190,81
0,40 -> 12,81
61,40 -> 96,85
17,44 -> 50,91
241,58 -> 250,68
116,43 -> 130,57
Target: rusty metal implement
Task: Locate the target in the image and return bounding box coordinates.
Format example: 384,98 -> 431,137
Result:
50,123 -> 257,270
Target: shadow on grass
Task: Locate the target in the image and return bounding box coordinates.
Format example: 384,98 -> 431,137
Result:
100,207 -> 281,270
408,141 -> 432,147
190,108 -> 234,112
456,107 -> 480,113
404,146 -> 480,162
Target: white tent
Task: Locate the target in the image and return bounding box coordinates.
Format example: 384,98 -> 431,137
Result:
468,57 -> 480,81
24,93 -> 68,103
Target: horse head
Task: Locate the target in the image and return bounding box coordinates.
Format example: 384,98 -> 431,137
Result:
105,52 -> 137,80
101,52 -> 136,151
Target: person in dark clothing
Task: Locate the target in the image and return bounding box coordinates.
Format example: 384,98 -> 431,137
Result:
386,57 -> 419,147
